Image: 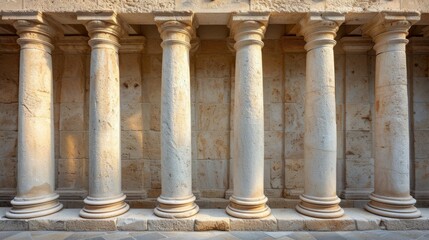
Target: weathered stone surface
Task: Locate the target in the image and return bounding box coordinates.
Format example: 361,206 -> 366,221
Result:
230,214 -> 277,231
117,209 -> 149,231
147,214 -> 195,231
194,209 -> 230,231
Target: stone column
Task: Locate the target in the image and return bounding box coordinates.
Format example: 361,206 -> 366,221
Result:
153,14 -> 199,218
2,13 -> 63,219
226,14 -> 271,219
295,13 -> 345,219
78,14 -> 129,218
362,12 -> 421,219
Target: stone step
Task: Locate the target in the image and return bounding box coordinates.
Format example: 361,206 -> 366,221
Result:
1,208 -> 429,232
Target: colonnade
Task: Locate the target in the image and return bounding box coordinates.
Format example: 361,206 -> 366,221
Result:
2,11 -> 422,219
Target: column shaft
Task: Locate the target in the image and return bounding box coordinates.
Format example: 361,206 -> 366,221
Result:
226,15 -> 271,219
363,13 -> 421,218
80,19 -> 129,218
154,16 -> 199,218
5,17 -> 63,219
296,13 -> 345,219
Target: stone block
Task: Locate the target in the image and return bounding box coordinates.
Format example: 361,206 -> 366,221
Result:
337,208 -> 379,230
284,132 -> 304,159
197,131 -> 229,160
0,217 -> 28,231
59,103 -> 85,131
59,131 -> 87,159
147,213 -> 195,231
415,158 -> 429,192
122,159 -> 144,191
270,77 -> 284,103
148,104 -> 161,132
414,102 -> 429,130
413,77 -> 429,103
346,76 -> 370,104
381,217 -> 429,230
269,159 -> 284,189
0,103 -> 17,131
143,131 -> 161,160
194,209 -> 230,231
414,130 -> 429,159
57,158 -> 85,190
302,215 -> 356,231
263,54 -> 283,78
269,103 -> 284,131
59,76 -> 86,104
149,160 -> 161,189
346,54 -> 368,78
284,158 -> 304,189
230,214 -> 277,231
345,131 -> 372,160
197,78 -> 230,104
197,104 -> 229,131
196,54 -> 230,78
284,103 -> 304,132
345,158 -> 374,190
0,131 -> 17,159
196,160 -> 228,190
120,76 -> 142,104
272,209 -> 305,231
121,102 -> 143,131
121,131 -> 143,159
0,158 -> 16,188
412,54 -> 428,78
346,103 -> 371,131
0,77 -> 18,104
264,131 -> 283,160
117,209 -> 149,231
142,77 -> 161,104
66,219 -> 117,231
284,53 -> 306,79
29,219 -> 66,231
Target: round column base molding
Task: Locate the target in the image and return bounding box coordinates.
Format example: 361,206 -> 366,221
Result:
154,195 -> 199,218
296,194 -> 344,219
226,196 -> 271,219
6,194 -> 63,219
80,194 -> 130,219
365,193 -> 421,219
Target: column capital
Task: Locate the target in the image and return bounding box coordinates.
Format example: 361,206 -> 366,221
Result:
228,13 -> 270,50
298,12 -> 345,51
154,12 -> 197,49
78,12 -> 125,49
339,37 -> 373,54
119,36 -> 145,54
2,12 -> 59,52
362,12 -> 420,54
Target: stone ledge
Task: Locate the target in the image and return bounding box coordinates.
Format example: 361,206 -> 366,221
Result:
1,208 -> 429,231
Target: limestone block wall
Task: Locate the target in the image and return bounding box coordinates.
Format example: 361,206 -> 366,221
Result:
0,30 -> 428,207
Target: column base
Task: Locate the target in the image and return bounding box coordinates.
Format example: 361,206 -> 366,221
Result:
226,195 -> 271,219
365,193 -> 421,219
154,195 -> 199,218
296,194 -> 344,219
80,193 -> 129,219
6,193 -> 63,219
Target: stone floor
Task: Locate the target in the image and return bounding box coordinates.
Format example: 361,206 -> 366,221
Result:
1,230 -> 429,240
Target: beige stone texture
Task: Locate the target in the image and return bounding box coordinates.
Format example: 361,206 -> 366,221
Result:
229,214 -> 277,231
194,209 -> 230,231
